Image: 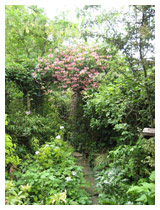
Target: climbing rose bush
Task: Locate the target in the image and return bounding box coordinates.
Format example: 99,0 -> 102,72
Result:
34,44 -> 111,93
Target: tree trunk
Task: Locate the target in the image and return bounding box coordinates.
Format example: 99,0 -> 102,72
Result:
70,91 -> 82,119
27,96 -> 31,110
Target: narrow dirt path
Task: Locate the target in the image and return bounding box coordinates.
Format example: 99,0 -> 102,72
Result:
73,152 -> 99,205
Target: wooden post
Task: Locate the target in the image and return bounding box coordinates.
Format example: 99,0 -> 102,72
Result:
142,128 -> 155,137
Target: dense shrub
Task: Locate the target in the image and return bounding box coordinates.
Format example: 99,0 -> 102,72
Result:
5,5 -> 155,206
5,115 -> 20,173
6,104 -> 62,150
93,135 -> 155,205
5,136 -> 91,205
127,171 -> 155,205
95,166 -> 135,204
83,59 -> 155,147
5,59 -> 45,111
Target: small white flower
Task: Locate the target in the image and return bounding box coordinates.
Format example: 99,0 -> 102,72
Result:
56,135 -> 61,139
26,111 -> 30,115
104,180 -> 109,184
72,171 -> 77,176
60,126 -> 64,129
66,177 -> 72,182
108,171 -> 114,177
126,201 -> 133,205
35,151 -> 39,155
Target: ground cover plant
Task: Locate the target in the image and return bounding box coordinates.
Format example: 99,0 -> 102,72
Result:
5,129 -> 91,205
93,136 -> 155,204
5,5 -> 155,205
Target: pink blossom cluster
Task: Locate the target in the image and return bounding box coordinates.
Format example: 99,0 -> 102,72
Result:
35,44 -> 110,93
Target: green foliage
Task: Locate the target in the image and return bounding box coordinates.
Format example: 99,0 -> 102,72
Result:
5,5 -> 79,114
5,81 -> 24,113
5,4 -> 155,206
5,180 -> 31,205
94,153 -> 109,167
127,171 -> 155,205
95,166 -> 134,204
50,191 -> 67,204
5,58 -> 46,113
77,5 -> 155,72
47,90 -> 72,122
83,55 -> 154,146
30,137 -> 40,153
5,134 -> 20,167
6,137 -> 91,205
93,135 -> 155,205
140,137 -> 155,170
5,5 -> 52,62
107,138 -> 155,179
6,105 -> 62,149
5,115 -> 20,168
5,4 -> 80,65
34,138 -> 71,169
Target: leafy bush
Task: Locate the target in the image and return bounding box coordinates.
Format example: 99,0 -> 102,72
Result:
6,136 -> 91,205
93,135 -> 155,205
5,134 -> 20,167
5,180 -> 31,205
127,171 -> 155,205
6,110 -> 62,150
106,137 -> 155,180
5,115 -> 20,169
83,59 -> 155,147
95,166 -> 134,204
5,81 -> 25,114
5,59 -> 44,112
140,137 -> 155,172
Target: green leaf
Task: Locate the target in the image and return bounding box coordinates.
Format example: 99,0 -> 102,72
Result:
149,171 -> 155,182
49,176 -> 55,181
141,182 -> 155,191
136,194 -> 147,202
146,194 -> 155,205
127,186 -> 143,193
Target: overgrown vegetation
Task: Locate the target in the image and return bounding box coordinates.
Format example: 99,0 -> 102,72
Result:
6,136 -> 91,205
5,5 -> 155,205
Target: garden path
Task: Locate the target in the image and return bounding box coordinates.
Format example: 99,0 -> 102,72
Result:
73,152 -> 99,205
